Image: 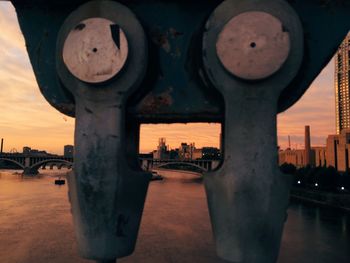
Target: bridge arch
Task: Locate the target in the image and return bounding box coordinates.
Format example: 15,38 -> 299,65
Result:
156,162 -> 207,172
30,159 -> 73,171
0,158 -> 25,169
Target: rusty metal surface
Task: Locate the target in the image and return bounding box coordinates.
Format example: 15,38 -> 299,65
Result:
126,0 -> 225,123
12,2 -> 79,117
10,0 -> 350,121
4,1 -> 350,262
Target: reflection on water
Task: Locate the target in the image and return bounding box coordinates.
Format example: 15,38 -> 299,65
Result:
0,170 -> 349,263
279,197 -> 350,263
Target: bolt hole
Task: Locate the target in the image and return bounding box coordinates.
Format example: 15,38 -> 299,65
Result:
250,42 -> 256,48
92,48 -> 98,53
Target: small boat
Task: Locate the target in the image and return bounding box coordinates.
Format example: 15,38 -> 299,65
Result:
55,178 -> 65,185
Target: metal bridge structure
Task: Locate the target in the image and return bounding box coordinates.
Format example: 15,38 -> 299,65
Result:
140,158 -> 220,172
2,0 -> 350,262
0,154 -> 73,175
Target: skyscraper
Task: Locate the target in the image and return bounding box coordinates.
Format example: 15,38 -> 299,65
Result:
153,138 -> 169,160
335,33 -> 350,134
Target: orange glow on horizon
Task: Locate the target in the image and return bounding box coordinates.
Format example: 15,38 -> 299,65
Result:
140,123 -> 221,153
0,2 -> 338,155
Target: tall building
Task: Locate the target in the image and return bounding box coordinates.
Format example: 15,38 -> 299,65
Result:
64,145 -> 74,158
153,138 -> 169,160
335,33 -> 350,134
178,142 -> 195,160
23,146 -> 31,154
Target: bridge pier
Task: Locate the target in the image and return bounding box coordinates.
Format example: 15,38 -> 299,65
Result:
23,167 -> 39,176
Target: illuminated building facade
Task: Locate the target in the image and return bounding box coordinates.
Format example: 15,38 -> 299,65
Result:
335,33 -> 350,134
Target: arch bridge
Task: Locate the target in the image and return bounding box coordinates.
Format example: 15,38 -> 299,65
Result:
0,154 -> 73,175
140,158 -> 221,172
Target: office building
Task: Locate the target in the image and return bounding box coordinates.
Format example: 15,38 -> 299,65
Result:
23,146 -> 31,154
153,138 -> 169,160
335,33 -> 350,134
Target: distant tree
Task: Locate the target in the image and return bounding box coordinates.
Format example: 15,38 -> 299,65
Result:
315,166 -> 337,190
280,163 -> 297,175
337,172 -> 350,190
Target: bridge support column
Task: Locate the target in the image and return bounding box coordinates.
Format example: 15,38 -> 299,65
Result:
202,1 -> 303,262
24,157 -> 30,167
55,2 -> 150,261
23,167 -> 39,176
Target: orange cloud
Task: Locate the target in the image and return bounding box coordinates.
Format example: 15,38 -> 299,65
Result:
0,3 -> 74,155
0,2 -> 337,155
277,61 -> 335,149
140,123 -> 221,153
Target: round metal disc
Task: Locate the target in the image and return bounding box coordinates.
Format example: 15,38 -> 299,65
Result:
62,17 -> 129,84
216,11 -> 290,80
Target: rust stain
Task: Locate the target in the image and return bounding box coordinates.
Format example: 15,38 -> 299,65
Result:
169,28 -> 184,39
151,29 -> 171,53
151,27 -> 184,54
138,87 -> 173,113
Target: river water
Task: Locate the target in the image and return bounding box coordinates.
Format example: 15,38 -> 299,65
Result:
0,169 -> 349,263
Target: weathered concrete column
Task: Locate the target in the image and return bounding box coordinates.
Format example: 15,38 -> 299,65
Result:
56,1 -> 150,261
24,156 -> 30,168
202,0 -> 304,262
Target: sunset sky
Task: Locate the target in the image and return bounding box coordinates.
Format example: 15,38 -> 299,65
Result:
0,3 -> 337,155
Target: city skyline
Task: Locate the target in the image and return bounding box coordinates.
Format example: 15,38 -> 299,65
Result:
0,2 -> 337,155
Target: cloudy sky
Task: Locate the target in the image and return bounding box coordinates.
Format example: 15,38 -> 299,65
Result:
0,3 -> 336,154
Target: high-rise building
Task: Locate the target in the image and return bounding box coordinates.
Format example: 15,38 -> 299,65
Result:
335,33 -> 350,134
153,138 -> 169,160
23,146 -> 31,154
178,142 -> 195,160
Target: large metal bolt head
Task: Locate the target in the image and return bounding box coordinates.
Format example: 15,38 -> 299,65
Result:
216,11 -> 290,80
63,17 -> 129,84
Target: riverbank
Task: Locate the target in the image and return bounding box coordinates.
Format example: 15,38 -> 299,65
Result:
152,168 -> 350,213
290,187 -> 350,212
